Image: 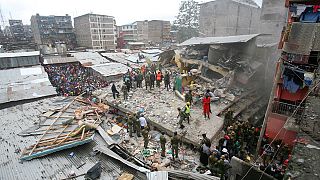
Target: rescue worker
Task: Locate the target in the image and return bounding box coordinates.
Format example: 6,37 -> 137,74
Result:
177,107 -> 186,129
184,102 -> 191,124
121,83 -> 128,100
156,71 -> 162,88
160,132 -> 167,157
202,94 -> 211,119
145,71 -> 151,90
224,109 -> 234,130
171,131 -> 179,160
111,83 -> 119,99
200,133 -> 211,147
127,114 -> 134,137
164,71 -> 171,91
142,126 -> 149,149
208,152 -> 219,176
185,90 -> 193,105
150,72 -> 156,89
134,114 -> 141,137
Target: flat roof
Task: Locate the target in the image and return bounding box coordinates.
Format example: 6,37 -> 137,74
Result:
91,62 -> 130,77
0,65 -> 56,104
178,34 -> 259,46
71,51 -> 110,66
43,56 -> 78,65
0,51 -> 40,58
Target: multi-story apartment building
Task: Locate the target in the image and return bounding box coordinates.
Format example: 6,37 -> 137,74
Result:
30,14 -> 76,49
259,0 -> 320,149
9,20 -> 28,42
148,20 -> 171,45
199,0 -> 261,37
74,13 -> 116,50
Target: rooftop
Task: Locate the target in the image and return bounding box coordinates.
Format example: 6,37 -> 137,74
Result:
0,65 -> 56,104
200,0 -> 260,8
0,51 -> 40,58
178,34 -> 259,46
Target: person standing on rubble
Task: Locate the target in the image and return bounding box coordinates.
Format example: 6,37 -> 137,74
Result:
134,113 -> 141,137
127,114 -> 134,137
160,132 -> 167,157
150,72 -> 156,89
156,71 -> 162,88
164,71 -> 171,91
121,83 -> 128,100
177,107 -> 186,129
145,71 -> 151,90
111,83 -> 119,99
184,102 -> 191,124
171,131 -> 180,160
142,126 -> 149,149
202,94 -> 211,119
139,114 -> 148,130
185,90 -> 193,105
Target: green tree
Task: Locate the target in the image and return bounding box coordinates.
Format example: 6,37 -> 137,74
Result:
174,0 -> 200,43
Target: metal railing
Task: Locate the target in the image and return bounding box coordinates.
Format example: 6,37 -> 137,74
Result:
271,100 -> 304,118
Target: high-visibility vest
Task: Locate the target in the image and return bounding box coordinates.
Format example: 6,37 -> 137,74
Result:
185,105 -> 190,114
156,73 -> 161,81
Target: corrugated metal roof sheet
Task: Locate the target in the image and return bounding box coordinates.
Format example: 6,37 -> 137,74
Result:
178,34 -> 259,46
43,56 -> 78,65
101,53 -> 140,68
91,63 -> 130,77
0,51 -> 40,58
71,52 -> 110,66
147,171 -> 168,180
0,65 -> 57,104
0,97 -> 145,179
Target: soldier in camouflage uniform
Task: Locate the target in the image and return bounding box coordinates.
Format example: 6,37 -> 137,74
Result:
177,107 -> 186,129
171,131 -> 180,160
160,132 -> 167,157
208,152 -> 219,176
134,113 -> 141,137
127,114 -> 134,137
142,126 -> 149,149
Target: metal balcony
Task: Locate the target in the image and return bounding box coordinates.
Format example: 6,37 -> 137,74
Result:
271,100 -> 304,118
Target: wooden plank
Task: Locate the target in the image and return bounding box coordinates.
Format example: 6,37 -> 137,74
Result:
28,96 -> 79,156
50,125 -> 69,145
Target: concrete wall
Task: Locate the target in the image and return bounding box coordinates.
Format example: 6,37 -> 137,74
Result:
74,15 -> 93,48
229,157 -> 275,180
148,20 -> 171,45
136,21 -> 149,43
257,0 -> 287,45
30,16 -> 42,45
199,0 -> 261,37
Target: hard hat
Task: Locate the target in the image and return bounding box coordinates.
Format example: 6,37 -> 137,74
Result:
187,102 -> 190,105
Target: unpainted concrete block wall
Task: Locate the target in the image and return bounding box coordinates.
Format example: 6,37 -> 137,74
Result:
199,0 -> 261,37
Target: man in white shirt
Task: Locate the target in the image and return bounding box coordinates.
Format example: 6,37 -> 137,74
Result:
139,114 -> 148,129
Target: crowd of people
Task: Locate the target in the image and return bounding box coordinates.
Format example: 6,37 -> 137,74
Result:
197,109 -> 292,179
44,63 -> 108,96
111,65 -> 176,101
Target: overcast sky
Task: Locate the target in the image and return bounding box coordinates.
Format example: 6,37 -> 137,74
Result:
0,0 -> 263,26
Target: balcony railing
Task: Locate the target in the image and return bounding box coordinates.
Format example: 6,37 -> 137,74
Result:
271,100 -> 304,118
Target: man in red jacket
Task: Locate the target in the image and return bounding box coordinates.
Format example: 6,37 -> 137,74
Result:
202,95 -> 211,119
